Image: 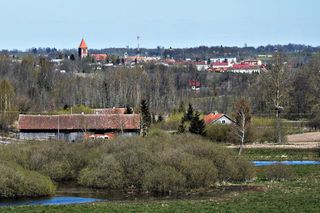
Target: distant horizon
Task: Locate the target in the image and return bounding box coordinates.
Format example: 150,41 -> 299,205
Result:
2,42 -> 320,52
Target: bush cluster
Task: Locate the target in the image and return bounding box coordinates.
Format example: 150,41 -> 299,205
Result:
78,133 -> 255,193
0,161 -> 56,198
205,124 -> 232,143
0,141 -> 89,181
0,133 -> 255,195
264,164 -> 296,181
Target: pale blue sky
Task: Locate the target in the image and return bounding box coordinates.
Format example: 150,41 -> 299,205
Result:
1,0 -> 319,50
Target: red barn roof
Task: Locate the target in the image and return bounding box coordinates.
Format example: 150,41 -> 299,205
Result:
94,108 -> 127,114
18,114 -> 141,131
79,38 -> 88,49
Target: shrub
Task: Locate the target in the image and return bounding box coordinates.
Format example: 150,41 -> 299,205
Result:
180,157 -> 218,188
251,117 -> 287,143
153,113 -> 184,131
0,141 -> 89,181
142,165 -> 185,193
78,155 -> 124,189
0,134 -> 256,194
206,124 -> 231,143
0,111 -> 18,132
0,161 -> 56,198
264,164 -> 296,181
112,140 -> 155,188
308,117 -> 320,130
234,157 -> 256,181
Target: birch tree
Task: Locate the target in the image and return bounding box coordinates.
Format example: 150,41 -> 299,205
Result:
232,98 -> 251,156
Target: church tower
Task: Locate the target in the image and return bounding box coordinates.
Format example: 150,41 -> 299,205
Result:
78,38 -> 88,59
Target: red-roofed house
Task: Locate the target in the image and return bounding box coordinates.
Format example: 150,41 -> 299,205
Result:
229,63 -> 261,74
92,54 -> 108,61
18,113 -> 141,142
189,80 -> 201,91
204,113 -> 234,125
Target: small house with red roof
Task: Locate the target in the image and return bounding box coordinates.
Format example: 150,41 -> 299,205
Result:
91,54 -> 108,62
189,80 -> 201,91
229,63 -> 261,74
204,113 -> 234,125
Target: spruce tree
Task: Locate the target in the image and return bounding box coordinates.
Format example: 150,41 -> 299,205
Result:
158,115 -> 164,122
178,101 -> 185,113
189,111 -> 206,136
125,105 -> 133,114
184,104 -> 194,121
140,99 -> 151,136
177,118 -> 186,133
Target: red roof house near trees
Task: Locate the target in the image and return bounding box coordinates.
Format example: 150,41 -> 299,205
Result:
204,113 -> 234,125
18,114 -> 141,141
189,80 -> 201,91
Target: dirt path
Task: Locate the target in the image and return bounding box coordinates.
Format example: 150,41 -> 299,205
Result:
228,132 -> 320,149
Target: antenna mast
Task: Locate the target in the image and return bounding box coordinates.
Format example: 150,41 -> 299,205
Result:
137,36 -> 140,57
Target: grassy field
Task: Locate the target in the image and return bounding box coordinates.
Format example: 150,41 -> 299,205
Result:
1,148 -> 319,213
240,148 -> 320,161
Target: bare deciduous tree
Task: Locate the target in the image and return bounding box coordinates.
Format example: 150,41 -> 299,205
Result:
260,53 -> 293,144
232,98 -> 251,156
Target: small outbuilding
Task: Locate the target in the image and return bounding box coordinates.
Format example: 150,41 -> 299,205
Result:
204,113 -> 234,125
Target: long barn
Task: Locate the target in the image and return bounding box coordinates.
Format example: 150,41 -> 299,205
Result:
18,113 -> 141,142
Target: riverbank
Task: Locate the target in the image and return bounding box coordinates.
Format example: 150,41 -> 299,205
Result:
1,165 -> 319,212
1,146 -> 319,213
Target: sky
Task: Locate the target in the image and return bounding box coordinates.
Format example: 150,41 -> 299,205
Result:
1,0 -> 320,50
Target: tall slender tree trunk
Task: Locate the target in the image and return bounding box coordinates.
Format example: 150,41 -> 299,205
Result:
276,110 -> 282,144
238,114 -> 246,156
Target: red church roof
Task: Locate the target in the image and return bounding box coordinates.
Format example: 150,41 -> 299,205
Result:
79,38 -> 88,49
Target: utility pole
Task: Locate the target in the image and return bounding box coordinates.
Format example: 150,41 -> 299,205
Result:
57,116 -> 60,140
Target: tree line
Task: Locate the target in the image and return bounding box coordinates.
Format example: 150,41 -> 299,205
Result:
1,53 -> 320,130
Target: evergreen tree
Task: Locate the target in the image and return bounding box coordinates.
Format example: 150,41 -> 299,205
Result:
140,99 -> 151,136
178,101 -> 185,113
184,104 -> 194,121
158,114 -> 164,122
177,118 -> 186,134
189,111 -> 206,136
126,105 -> 133,114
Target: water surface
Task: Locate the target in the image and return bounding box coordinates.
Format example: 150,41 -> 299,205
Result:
253,160 -> 320,166
0,196 -> 101,207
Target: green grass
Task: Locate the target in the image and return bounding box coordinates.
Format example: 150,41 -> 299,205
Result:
240,148 -> 320,161
1,165 -> 319,213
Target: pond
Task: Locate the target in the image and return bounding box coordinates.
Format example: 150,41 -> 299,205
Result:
0,196 -> 102,207
253,160 -> 320,166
